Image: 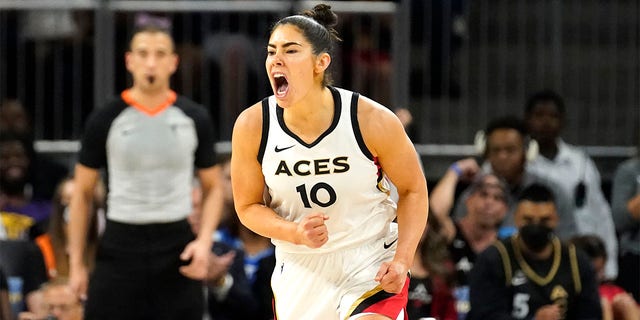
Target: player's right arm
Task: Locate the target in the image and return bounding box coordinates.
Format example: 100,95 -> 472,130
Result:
231,104 -> 328,248
68,163 -> 100,299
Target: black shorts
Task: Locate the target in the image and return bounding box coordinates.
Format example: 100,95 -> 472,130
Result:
85,219 -> 204,320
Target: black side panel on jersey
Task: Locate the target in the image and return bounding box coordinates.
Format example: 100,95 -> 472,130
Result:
350,92 -> 374,161
258,98 -> 270,165
174,96 -> 217,168
77,98 -> 127,169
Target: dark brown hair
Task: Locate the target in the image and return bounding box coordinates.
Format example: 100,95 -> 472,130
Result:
128,24 -> 174,52
271,4 -> 342,86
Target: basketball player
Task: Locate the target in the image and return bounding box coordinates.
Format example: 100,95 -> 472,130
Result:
230,4 -> 428,320
67,24 -> 223,319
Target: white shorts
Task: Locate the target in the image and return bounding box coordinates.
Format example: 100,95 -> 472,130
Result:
271,223 -> 408,320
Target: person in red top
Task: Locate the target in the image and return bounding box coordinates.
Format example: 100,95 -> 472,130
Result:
570,235 -> 639,320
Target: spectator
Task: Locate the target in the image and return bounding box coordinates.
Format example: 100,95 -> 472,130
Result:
525,89 -> 618,280
192,154 -> 276,320
430,161 -> 509,319
189,179 -> 260,320
570,235 -> 639,320
48,177 -> 102,278
407,219 -> 457,320
610,153 -> 640,301
0,100 -> 69,201
209,155 -> 242,250
19,277 -> 84,320
0,240 -> 48,318
0,133 -> 56,277
217,155 -> 275,320
0,133 -> 52,226
453,116 -> 576,240
0,99 -> 31,137
468,184 -> 602,320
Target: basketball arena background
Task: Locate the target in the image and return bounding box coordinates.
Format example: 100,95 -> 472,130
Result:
0,0 -> 638,189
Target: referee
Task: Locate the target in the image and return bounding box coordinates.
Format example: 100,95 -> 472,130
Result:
67,22 -> 223,320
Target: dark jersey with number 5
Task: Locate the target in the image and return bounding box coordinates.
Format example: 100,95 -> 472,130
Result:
468,235 -> 602,320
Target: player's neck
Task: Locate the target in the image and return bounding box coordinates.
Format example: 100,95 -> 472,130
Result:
283,87 -> 334,142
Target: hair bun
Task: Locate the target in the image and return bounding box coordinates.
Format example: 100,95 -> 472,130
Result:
303,4 -> 338,29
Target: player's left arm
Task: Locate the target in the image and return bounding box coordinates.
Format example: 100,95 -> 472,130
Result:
359,97 -> 429,293
180,165 -> 224,280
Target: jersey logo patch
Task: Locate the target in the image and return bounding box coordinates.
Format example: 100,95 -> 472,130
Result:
121,128 -> 134,136
453,239 -> 466,248
550,285 -> 568,301
274,145 -> 295,152
511,271 -> 528,286
383,238 -> 398,249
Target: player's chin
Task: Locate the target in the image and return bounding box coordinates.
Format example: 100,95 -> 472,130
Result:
274,97 -> 292,109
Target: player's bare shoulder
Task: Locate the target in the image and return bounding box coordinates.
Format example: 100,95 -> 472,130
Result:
357,95 -> 403,134
233,102 -> 263,136
232,102 -> 264,153
356,95 -> 406,155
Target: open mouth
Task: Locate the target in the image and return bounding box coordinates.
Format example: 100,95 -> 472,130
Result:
147,75 -> 156,84
274,74 -> 289,98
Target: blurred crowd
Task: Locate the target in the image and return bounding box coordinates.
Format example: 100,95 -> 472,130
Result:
0,5 -> 638,319
1,88 -> 638,320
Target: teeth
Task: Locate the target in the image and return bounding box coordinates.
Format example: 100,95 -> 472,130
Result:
274,73 -> 285,79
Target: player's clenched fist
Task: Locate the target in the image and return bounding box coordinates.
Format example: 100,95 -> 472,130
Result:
375,260 -> 408,294
295,213 -> 329,248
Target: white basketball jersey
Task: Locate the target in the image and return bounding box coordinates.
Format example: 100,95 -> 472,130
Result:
259,87 -> 397,254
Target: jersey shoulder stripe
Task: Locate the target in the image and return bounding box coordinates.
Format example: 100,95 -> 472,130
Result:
258,97 -> 270,164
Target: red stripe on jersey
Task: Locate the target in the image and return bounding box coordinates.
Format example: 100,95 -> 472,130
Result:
374,156 -> 383,181
373,156 -> 391,194
354,277 -> 410,319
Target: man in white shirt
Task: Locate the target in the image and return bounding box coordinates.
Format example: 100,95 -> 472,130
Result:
524,89 -> 618,280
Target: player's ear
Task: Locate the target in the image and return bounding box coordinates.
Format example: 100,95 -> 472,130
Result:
169,53 -> 179,74
315,52 -> 331,74
125,51 -> 133,72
